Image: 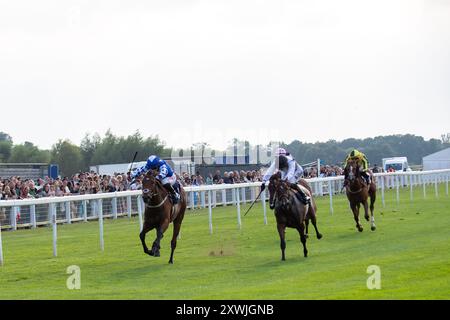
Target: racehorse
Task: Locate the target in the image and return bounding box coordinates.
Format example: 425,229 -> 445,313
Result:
268,172 -> 322,261
139,171 -> 187,264
344,162 -> 377,232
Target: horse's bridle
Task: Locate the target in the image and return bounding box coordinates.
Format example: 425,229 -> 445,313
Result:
344,165 -> 365,194
142,176 -> 169,208
272,180 -> 291,209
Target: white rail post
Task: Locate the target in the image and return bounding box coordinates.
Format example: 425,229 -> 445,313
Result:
0,221 -> 4,266
208,190 -> 213,234
435,174 -> 439,198
422,174 -> 427,199
262,188 -> 268,225
190,191 -> 195,210
235,188 -> 241,230
446,173 -> 449,197
317,158 -> 321,180
212,190 -> 217,207
98,199 -> 104,251
30,204 -> 36,229
51,203 -> 57,257
381,175 -> 386,208
112,197 -> 118,219
137,195 -> 143,232
241,187 -> 246,204
11,206 -> 17,231
65,202 -> 71,224
201,191 -> 206,208
127,196 -> 132,218
410,174 -> 414,202
396,175 -> 400,205
221,190 -> 226,207
83,200 -> 87,222
329,180 -> 334,215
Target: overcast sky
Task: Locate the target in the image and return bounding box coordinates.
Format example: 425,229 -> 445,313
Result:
1,0 -> 449,150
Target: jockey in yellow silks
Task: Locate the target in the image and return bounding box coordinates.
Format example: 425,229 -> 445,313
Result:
344,149 -> 371,185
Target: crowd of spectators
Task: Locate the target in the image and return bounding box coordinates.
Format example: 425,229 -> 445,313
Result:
2,164 -> 374,200
177,169 -> 264,187
0,172 -> 132,201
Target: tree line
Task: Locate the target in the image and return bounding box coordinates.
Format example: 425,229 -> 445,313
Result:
281,134 -> 449,167
0,130 -> 168,177
0,130 -> 449,176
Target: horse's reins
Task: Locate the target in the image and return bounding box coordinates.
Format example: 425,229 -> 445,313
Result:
145,195 -> 169,208
345,185 -> 364,194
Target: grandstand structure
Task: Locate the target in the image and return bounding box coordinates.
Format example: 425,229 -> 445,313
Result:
0,163 -> 58,180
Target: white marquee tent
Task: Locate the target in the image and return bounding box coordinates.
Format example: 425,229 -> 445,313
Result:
422,147 -> 450,171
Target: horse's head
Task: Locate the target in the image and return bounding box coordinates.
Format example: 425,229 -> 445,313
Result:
269,172 -> 291,210
345,161 -> 362,186
142,172 -> 164,204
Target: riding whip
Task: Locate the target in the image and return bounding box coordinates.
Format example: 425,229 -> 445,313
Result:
244,188 -> 265,216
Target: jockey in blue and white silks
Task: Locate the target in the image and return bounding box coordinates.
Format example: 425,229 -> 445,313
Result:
131,155 -> 180,204
261,148 -> 310,206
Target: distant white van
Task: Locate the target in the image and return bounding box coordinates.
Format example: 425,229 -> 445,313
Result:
382,157 -> 411,172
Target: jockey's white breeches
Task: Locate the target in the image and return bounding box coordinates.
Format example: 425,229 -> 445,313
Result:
160,174 -> 177,186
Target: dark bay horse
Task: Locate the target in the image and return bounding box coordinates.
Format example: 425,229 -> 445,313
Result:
140,172 -> 187,264
344,162 -> 377,232
268,172 -> 322,261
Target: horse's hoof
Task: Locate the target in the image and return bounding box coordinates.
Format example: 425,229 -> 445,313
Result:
371,226 -> 376,231
168,260 -> 173,264
304,252 -> 308,258
154,251 -> 161,257
317,233 -> 323,240
358,227 -> 363,232
365,216 -> 370,221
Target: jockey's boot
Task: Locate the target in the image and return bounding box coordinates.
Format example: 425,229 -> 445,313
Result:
164,183 -> 180,204
290,183 -> 311,205
362,172 -> 371,185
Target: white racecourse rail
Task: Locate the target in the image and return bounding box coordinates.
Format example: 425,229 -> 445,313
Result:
0,169 -> 449,265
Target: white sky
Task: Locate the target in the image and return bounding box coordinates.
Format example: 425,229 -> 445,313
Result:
0,0 -> 449,150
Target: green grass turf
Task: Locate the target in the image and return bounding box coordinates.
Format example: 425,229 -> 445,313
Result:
0,185 -> 449,300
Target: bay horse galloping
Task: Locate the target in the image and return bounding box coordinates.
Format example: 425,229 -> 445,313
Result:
140,171 -> 187,264
344,162 -> 377,232
268,172 -> 322,261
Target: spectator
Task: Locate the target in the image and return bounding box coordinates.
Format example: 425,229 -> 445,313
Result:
213,170 -> 223,184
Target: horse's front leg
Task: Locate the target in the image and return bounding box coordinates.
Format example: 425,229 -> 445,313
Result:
277,223 -> 286,261
140,222 -> 155,256
363,200 -> 370,222
151,219 -> 170,257
351,203 -> 363,232
369,189 -> 376,231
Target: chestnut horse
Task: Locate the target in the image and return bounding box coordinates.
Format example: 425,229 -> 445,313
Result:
139,172 -> 187,264
268,172 -> 322,261
344,162 -> 377,232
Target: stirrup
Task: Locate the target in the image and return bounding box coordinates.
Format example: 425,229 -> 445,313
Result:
174,193 -> 180,204
304,196 -> 311,205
